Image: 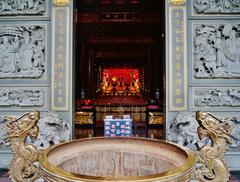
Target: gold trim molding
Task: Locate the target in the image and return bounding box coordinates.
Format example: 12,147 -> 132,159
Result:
169,0 -> 186,6
53,0 -> 69,6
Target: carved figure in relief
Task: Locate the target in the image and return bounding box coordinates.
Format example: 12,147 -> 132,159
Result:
194,24 -> 240,78
20,32 -> 33,70
33,41 -> 44,67
0,25 -> 45,78
193,0 -> 240,14
224,30 -> 240,74
3,36 -> 18,73
0,0 -> 46,16
215,30 -> 227,69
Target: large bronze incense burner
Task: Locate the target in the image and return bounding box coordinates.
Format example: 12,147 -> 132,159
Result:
39,137 -> 195,181
4,111 -> 233,182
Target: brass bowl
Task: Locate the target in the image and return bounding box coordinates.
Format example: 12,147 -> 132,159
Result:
39,137 -> 195,182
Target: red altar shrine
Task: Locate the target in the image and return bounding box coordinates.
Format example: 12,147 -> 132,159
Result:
74,0 -> 165,139
101,68 -> 141,96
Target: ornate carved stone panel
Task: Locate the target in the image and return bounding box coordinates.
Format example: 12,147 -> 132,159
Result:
0,88 -> 44,106
0,24 -> 46,79
194,87 -> 240,107
0,0 -> 46,16
193,0 -> 240,14
0,115 -> 5,145
193,23 -> 240,78
168,112 -> 203,150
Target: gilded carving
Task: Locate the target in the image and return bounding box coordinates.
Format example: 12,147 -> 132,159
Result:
4,111 -> 40,182
53,0 -> 69,6
195,111 -> 232,182
0,25 -> 46,78
75,112 -> 93,125
0,0 -> 46,16
194,24 -> 240,78
148,112 -> 164,124
169,0 -> 186,6
194,88 -> 240,107
193,0 -> 240,14
0,89 -> 44,106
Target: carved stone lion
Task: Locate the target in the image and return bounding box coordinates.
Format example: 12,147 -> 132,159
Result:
168,112 -> 205,150
33,112 -> 70,149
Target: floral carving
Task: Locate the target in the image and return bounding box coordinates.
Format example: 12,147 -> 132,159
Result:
194,88 -> 240,107
0,89 -> 44,106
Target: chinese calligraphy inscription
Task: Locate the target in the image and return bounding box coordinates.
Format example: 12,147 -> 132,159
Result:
169,7 -> 187,111
51,8 -> 69,110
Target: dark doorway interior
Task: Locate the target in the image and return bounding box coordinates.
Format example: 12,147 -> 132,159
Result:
75,0 -> 165,139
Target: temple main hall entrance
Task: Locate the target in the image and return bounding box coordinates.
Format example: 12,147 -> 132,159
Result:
74,0 -> 166,139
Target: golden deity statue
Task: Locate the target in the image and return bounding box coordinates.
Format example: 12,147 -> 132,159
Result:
102,77 -> 113,95
115,77 -> 126,95
128,76 -> 140,95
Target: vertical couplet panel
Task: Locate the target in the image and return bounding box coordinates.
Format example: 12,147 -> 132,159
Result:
169,0 -> 187,111
51,2 -> 70,111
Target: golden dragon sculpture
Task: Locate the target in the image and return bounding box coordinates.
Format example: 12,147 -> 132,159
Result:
195,111 -> 233,182
4,111 -> 40,182
2,110 -> 234,182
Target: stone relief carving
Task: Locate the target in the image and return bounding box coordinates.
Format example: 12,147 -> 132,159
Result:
0,112 -> 70,149
194,88 -> 240,107
168,112 -> 205,150
223,116 -> 240,148
168,112 -> 240,150
0,25 -> 46,78
33,112 -> 70,149
0,89 -> 44,106
0,0 -> 46,16
194,24 -> 240,78
0,116 -> 6,145
193,0 -> 240,14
